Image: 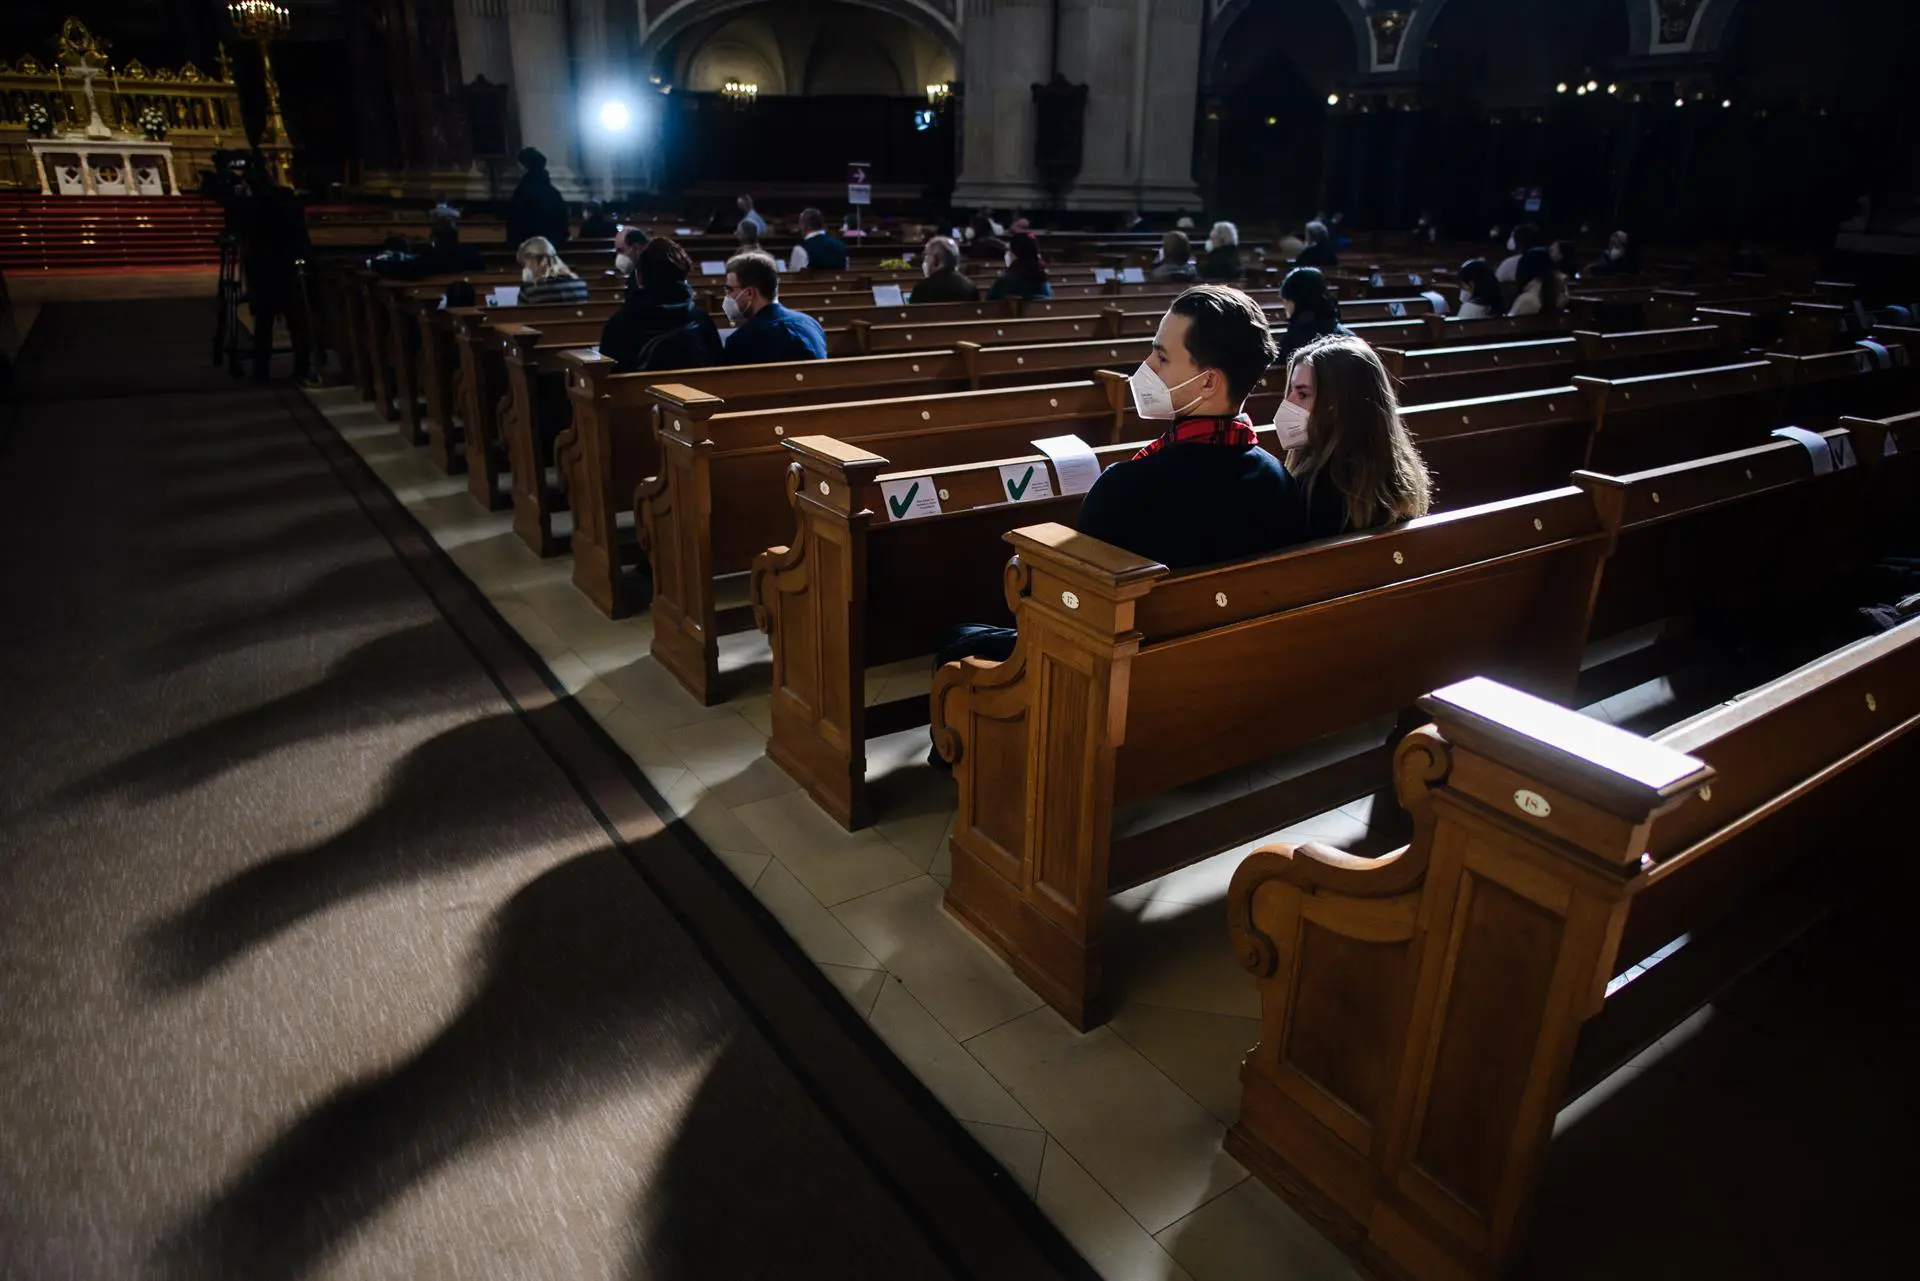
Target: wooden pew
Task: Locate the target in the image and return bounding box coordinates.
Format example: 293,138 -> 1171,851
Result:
1380,325 -> 1736,404
1223,620 -> 1920,1281
643,378 -> 1133,704
848,311 -> 1122,355
928,497 -> 1612,1028
560,348 -> 972,617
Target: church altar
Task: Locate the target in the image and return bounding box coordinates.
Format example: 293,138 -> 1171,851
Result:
29,137 -> 179,196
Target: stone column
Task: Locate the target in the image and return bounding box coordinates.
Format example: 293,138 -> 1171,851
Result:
506,0 -> 586,198
1054,0 -> 1201,212
455,0 -> 513,87
952,0 -> 1053,210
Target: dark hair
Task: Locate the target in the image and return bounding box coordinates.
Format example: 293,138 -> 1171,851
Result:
1515,247 -> 1565,311
1304,219 -> 1330,246
798,207 -> 826,233
1511,223 -> 1544,251
518,146 -> 547,171
381,234 -> 409,254
429,220 -> 460,249
969,214 -> 996,240
1005,231 -> 1047,281
1168,285 -> 1279,406
638,237 -> 691,292
1458,258 -> 1501,308
727,250 -> 780,299
1161,229 -> 1190,262
616,226 -> 648,253
1279,267 -> 1339,324
735,217 -> 762,246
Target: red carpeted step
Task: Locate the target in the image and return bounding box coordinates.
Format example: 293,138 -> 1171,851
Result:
0,195 -> 229,273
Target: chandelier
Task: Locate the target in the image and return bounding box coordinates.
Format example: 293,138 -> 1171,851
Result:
721,80 -> 758,106
925,82 -> 951,106
228,0 -> 290,39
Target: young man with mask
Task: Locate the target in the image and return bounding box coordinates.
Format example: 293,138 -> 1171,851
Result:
720,251 -> 827,365
908,235 -> 980,303
1075,285 -> 1303,569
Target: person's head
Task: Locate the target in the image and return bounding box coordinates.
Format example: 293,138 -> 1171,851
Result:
1549,238 -> 1574,268
735,217 -> 762,247
381,234 -> 410,255
1515,246 -> 1563,306
429,220 -> 460,251
798,207 -> 826,234
614,226 -> 647,273
584,199 -> 602,214
969,213 -> 996,241
1160,229 -> 1190,265
518,146 -> 546,173
517,236 -> 571,282
724,250 -> 780,323
1010,215 -> 1032,234
1209,220 -> 1239,251
1507,222 -> 1542,254
922,235 -> 960,276
1004,231 -> 1046,278
1278,335 -> 1431,530
1279,267 -> 1338,323
1175,214 -> 1196,232
636,236 -> 692,293
737,194 -> 755,214
1607,229 -> 1630,260
1133,285 -> 1277,420
1458,258 -> 1500,307
1304,219 -> 1330,247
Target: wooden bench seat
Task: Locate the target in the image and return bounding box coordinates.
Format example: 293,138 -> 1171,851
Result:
1380,325 -> 1736,404
643,378 -> 1134,704
848,311 -> 1122,355
1223,616 -> 1920,1281
929,495 -> 1612,1028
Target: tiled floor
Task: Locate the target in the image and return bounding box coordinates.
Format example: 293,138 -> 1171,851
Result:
309,385 -> 1365,1280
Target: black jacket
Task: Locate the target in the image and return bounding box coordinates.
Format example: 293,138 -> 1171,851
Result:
369,244 -> 485,283
1293,242 -> 1338,268
598,281 -> 723,372
505,168 -> 570,250
1075,435 -> 1335,570
909,267 -> 981,304
1199,245 -> 1244,282
1276,313 -> 1352,363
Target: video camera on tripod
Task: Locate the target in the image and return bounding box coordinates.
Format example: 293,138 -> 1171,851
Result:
208,149 -> 320,380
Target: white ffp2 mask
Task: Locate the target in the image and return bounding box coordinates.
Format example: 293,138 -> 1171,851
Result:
615,253 -> 634,274
1129,363 -> 1205,421
1273,399 -> 1311,450
722,293 -> 746,326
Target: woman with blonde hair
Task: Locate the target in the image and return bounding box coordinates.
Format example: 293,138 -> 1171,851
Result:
515,236 -> 589,305
1270,334 -> 1431,537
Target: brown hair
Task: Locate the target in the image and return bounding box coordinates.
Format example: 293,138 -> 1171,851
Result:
1160,229 -> 1190,263
1168,285 -> 1277,406
637,236 -> 691,291
1285,335 -> 1431,531
726,250 -> 780,299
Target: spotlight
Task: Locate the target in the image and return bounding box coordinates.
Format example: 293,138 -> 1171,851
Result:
1721,98 -> 1732,109
598,99 -> 632,132
1587,80 -> 1598,92
1576,85 -> 1588,96
1326,92 -> 1339,106
1607,83 -> 1618,94
1265,115 -> 1277,126
1556,82 -> 1568,94
1674,97 -> 1685,108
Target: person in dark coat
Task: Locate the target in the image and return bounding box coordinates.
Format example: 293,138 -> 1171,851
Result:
241,182 -> 313,380
1198,221 -> 1245,282
986,232 -> 1052,301
504,147 -> 570,251
1294,219 -> 1338,268
1274,267 -> 1351,363
369,220 -> 484,281
909,236 -> 980,303
598,237 -> 724,372
720,251 -> 827,365
788,208 -> 849,272
579,201 -> 618,240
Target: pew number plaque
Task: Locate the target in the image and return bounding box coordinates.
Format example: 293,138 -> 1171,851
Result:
879,476 -> 942,521
998,462 -> 1055,504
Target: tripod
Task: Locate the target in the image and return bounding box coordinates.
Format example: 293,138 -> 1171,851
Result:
212,231 -> 244,372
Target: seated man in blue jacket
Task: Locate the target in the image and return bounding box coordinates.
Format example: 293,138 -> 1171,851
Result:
721,251 -> 828,365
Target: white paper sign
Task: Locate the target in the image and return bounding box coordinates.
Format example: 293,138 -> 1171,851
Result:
872,285 -> 905,306
485,286 -> 520,307
700,260 -> 727,276
1121,267 -> 1147,284
1421,290 -> 1450,316
1409,273 -> 1424,285
1092,267 -> 1116,284
717,327 -> 736,346
879,475 -> 941,521
1387,301 -> 1407,317
998,460 -> 1055,504
1032,434 -> 1101,496
1370,273 -> 1385,287
675,227 -> 696,235
776,259 -> 789,272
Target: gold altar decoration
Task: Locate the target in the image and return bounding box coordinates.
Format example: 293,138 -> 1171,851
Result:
226,1 -> 293,186
0,17 -> 267,193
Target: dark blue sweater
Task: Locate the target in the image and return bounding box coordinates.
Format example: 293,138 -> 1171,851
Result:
724,302 -> 828,365
1075,440 -> 1344,570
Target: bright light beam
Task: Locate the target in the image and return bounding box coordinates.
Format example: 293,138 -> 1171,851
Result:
598,99 -> 633,132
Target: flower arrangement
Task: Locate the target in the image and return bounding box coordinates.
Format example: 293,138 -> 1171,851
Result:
137,105 -> 168,141
878,257 -> 912,272
25,101 -> 53,138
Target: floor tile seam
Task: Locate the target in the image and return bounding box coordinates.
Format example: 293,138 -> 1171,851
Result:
1102,1019 -> 1245,1133
1032,1139 -> 1194,1272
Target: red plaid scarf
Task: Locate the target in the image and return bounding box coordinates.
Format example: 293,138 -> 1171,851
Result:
1131,413 -> 1258,461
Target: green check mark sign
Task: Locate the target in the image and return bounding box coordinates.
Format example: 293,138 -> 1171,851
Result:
888,482 -> 920,519
1007,466 -> 1035,501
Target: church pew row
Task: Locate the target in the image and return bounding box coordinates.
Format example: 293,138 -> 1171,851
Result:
750,346 -> 1911,834
1378,325 -> 1738,404
921,398 -> 1917,1029
639,377 -> 1137,705
1223,617 -> 1920,1281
